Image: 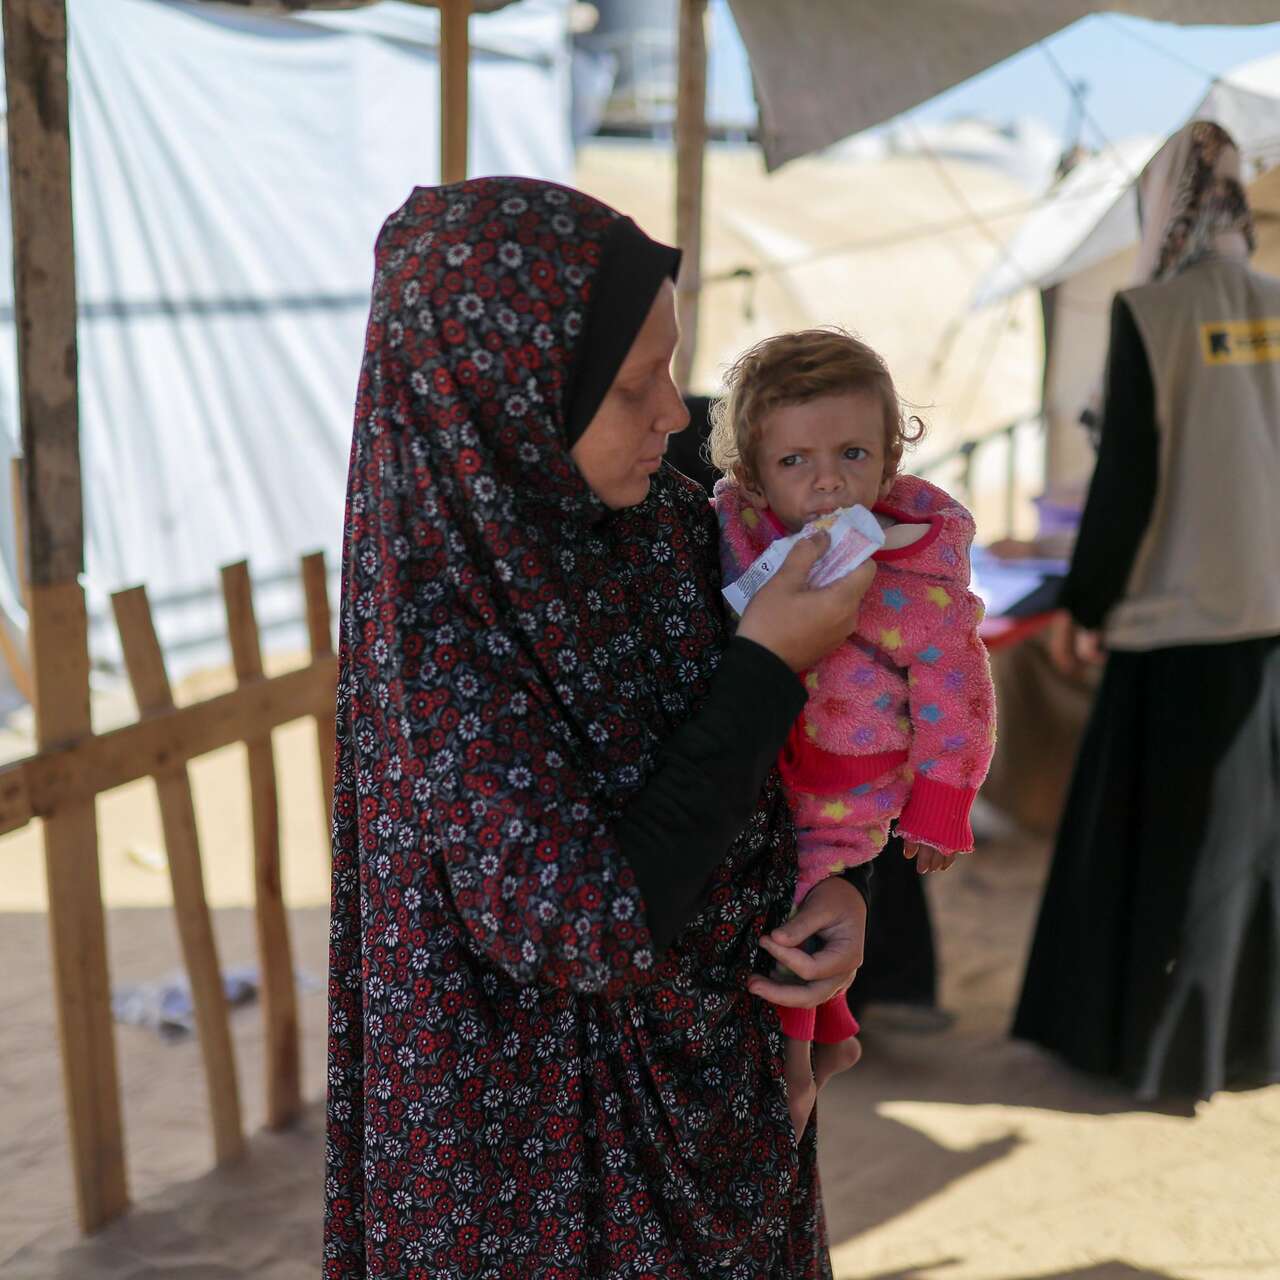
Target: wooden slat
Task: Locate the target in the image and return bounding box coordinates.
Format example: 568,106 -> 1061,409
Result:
28,582 -> 128,1230
2,0 -> 84,588
221,562 -> 300,1129
673,0 -> 708,392
300,552 -> 337,829
113,587 -> 245,1166
0,657 -> 339,839
440,0 -> 471,183
0,618 -> 32,706
1,458 -> 34,704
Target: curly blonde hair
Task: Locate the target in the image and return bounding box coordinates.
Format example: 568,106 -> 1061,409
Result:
707,328 -> 925,484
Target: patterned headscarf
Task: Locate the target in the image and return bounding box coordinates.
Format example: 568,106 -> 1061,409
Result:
1136,120 -> 1256,284
331,175 -> 761,986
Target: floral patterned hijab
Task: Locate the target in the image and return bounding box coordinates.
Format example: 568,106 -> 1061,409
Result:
331,174 -> 785,987
327,177 -> 828,1276
1135,120 -> 1256,284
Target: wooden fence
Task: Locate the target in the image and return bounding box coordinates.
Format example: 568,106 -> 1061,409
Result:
0,552 -> 337,1231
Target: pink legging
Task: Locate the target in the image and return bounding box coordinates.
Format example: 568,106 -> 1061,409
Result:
775,765 -> 910,1042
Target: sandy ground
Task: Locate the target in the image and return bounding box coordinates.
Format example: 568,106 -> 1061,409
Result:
1,675 -> 1278,1279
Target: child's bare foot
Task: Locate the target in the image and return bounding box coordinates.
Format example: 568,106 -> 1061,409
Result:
784,1037 -> 817,1142
813,1035 -> 862,1091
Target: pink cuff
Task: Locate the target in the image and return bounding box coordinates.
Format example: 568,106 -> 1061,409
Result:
814,997 -> 859,1044
778,1004 -> 815,1040
898,775 -> 978,854
776,997 -> 860,1043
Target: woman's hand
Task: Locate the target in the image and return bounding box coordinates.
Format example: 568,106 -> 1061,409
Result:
747,876 -> 867,1008
736,533 -> 877,673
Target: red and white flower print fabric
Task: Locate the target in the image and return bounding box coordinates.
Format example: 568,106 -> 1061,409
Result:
325,178 -> 833,1279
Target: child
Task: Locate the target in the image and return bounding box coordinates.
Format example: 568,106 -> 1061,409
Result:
709,329 -> 997,1139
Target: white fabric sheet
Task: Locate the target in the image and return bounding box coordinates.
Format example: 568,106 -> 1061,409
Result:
971,137 -> 1162,308
0,0 -> 572,699
972,50 -> 1280,306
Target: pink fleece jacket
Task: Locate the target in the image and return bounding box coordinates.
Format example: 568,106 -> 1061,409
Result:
715,473 -> 997,857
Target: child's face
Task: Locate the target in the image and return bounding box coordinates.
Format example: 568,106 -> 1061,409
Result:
741,390 -> 893,531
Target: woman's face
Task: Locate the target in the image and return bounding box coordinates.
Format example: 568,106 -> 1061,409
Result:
571,280 -> 690,509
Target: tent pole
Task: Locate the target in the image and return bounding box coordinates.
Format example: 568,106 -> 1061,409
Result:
674,0 -> 707,393
440,0 -> 471,183
2,0 -> 128,1232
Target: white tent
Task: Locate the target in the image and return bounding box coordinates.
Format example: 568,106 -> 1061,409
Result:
969,52 -> 1280,497
575,140 -> 1045,541
0,0 -> 573,709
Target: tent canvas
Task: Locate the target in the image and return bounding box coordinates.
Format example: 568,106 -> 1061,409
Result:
727,1 -> 1280,170
575,138 -> 1046,540
968,51 -> 1280,494
0,0 -> 573,707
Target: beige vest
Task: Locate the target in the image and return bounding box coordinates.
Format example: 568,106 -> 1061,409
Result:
1106,257 -> 1280,650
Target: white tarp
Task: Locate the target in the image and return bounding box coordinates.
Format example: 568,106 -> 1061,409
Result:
0,0 -> 572,704
975,53 -> 1280,307
728,1 -> 1280,171
971,136 -> 1163,308
966,50 -> 1280,496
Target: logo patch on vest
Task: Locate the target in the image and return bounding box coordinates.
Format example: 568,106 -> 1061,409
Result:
1200,318 -> 1280,365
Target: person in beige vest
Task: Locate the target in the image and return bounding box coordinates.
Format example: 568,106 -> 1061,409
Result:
1014,121 -> 1280,1100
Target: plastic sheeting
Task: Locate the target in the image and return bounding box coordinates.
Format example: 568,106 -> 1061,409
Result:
971,137 -> 1163,308
0,0 -> 572,701
727,0 -> 1280,171
967,50 -> 1280,495
975,53 -> 1280,307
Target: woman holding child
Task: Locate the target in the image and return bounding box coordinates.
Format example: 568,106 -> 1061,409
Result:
324,176 -> 988,1278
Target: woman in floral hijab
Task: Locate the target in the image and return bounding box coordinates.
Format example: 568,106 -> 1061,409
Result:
1018,123 -> 1279,1101
324,177 -> 875,1278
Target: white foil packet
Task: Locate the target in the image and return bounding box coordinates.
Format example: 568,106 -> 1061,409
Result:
723,505 -> 885,616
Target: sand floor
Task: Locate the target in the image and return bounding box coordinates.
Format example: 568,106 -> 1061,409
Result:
1,680 -> 1277,1278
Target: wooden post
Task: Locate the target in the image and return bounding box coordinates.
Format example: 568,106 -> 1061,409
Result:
1004,424 -> 1018,539
10,457 -> 28,609
959,440 -> 977,512
29,587 -> 128,1231
113,586 -> 246,1166
3,0 -> 129,1232
440,0 -> 471,183
221,561 -> 301,1129
300,552 -> 336,833
0,613 -> 33,704
674,0 -> 708,393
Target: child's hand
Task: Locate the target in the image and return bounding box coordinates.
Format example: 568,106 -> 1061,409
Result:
904,842 -> 956,875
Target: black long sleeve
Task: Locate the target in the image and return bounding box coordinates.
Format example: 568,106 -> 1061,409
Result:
619,636 -> 803,951
1060,296 -> 1160,630
620,635 -> 871,952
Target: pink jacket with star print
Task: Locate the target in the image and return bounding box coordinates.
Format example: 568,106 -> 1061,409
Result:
714,473 -> 997,856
